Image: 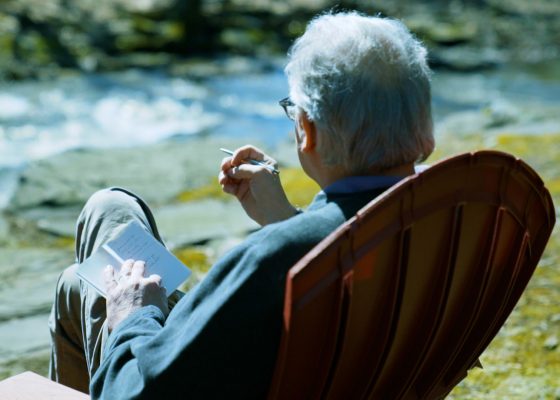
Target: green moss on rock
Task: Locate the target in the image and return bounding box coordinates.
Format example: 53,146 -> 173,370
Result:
175,178 -> 229,203
280,167 -> 320,209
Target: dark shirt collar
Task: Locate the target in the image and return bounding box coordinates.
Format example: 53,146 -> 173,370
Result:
306,166 -> 428,211
322,175 -> 405,195
307,175 -> 403,211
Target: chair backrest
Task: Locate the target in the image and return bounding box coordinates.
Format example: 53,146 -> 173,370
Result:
268,151 -> 556,400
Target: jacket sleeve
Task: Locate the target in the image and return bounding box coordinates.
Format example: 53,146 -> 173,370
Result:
90,305 -> 166,399
89,214 -> 330,400
89,239 -> 283,400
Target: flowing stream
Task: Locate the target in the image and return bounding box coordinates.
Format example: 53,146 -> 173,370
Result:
0,59 -> 559,207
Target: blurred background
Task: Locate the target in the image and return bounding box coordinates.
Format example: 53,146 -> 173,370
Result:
0,0 -> 558,398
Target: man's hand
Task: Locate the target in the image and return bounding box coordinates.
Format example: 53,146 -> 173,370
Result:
218,145 -> 298,226
104,259 -> 169,332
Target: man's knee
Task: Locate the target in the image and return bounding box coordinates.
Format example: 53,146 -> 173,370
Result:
53,264 -> 82,321
83,187 -> 140,215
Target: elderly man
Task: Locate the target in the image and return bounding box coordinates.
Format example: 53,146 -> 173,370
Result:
49,11 -> 434,399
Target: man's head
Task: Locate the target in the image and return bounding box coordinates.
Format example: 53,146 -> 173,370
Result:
285,11 -> 434,176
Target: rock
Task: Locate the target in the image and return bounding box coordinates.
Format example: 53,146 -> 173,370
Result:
114,19 -> 185,52
486,0 -> 560,16
117,0 -> 177,16
0,216 -> 8,244
0,247 -> 72,321
7,138 -> 242,211
0,348 -> 50,381
0,13 -> 19,34
169,55 -> 281,79
430,46 -> 506,71
1,0 -> 559,79
0,315 -> 51,359
0,245 -> 74,379
482,100 -> 519,128
14,206 -> 81,238
219,28 -> 264,54
17,31 -> 53,65
154,199 -> 259,249
491,374 -> 557,398
0,13 -> 18,71
406,16 -> 478,46
107,52 -> 175,69
543,335 -> 558,351
0,0 -> 207,79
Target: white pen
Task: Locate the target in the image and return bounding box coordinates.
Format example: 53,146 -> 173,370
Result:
220,148 -> 279,175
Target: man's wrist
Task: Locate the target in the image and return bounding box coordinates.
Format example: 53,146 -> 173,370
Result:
262,204 -> 301,225
108,305 -> 166,334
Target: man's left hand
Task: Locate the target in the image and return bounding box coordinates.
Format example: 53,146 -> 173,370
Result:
104,259 -> 169,332
218,145 -> 298,226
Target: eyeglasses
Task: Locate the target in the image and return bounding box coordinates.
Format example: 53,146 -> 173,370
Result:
279,97 -> 296,121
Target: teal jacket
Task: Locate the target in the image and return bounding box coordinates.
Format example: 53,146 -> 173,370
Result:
91,187 -> 390,399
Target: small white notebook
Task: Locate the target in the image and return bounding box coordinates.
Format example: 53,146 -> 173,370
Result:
77,221 -> 191,297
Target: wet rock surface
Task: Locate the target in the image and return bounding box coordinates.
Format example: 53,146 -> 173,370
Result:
8,139 -> 225,211
0,247 -> 72,379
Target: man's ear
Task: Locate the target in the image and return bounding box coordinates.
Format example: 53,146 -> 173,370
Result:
298,111 -> 317,153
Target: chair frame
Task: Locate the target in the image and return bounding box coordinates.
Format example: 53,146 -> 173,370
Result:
268,150 -> 555,400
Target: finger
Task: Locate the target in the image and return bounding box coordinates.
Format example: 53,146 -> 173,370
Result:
104,265 -> 117,292
233,145 -> 278,167
120,259 -> 134,276
220,156 -> 233,172
226,163 -> 265,180
231,145 -> 266,166
218,170 -> 234,186
219,170 -> 240,195
144,274 -> 163,286
222,182 -> 239,196
131,260 -> 146,279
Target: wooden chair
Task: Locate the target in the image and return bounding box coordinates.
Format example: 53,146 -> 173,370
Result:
268,150 -> 556,400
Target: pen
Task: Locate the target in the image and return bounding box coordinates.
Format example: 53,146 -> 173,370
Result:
220,148 -> 280,175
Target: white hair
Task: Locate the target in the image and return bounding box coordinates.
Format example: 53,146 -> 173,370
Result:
285,11 -> 434,174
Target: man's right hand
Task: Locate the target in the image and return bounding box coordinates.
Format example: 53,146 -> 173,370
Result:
104,259 -> 168,333
218,145 -> 298,226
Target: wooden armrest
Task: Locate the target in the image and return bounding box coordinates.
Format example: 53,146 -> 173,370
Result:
0,371 -> 89,399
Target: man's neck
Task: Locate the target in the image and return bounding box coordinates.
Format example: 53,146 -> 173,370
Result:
317,163 -> 416,189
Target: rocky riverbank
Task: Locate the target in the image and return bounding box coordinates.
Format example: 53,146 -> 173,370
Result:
1,0 -> 559,80
0,135 -> 317,380
1,125 -> 559,398
0,0 -> 558,396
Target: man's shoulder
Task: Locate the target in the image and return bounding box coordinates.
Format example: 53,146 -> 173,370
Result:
250,201 -> 346,250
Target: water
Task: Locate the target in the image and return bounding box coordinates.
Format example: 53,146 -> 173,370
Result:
0,66 -> 296,207
432,65 -> 560,118
0,61 -> 559,207
0,68 -> 294,168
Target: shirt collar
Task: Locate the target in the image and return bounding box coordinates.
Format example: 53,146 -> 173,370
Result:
322,175 -> 404,195
307,175 -> 402,212
307,166 -> 429,210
